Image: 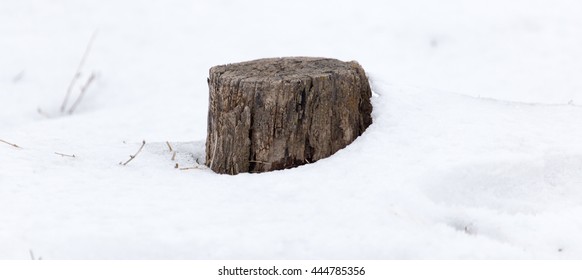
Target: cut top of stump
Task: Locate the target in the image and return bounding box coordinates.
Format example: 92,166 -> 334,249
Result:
210,57 -> 363,82
206,57 -> 373,175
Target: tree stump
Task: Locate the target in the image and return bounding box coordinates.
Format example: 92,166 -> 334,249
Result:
206,57 -> 373,175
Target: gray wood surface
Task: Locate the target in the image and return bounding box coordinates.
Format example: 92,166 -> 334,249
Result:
206,57 -> 372,174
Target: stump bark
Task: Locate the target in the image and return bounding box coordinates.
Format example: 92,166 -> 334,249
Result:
206,57 -> 373,175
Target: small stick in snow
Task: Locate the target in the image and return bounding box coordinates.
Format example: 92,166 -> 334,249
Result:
174,163 -> 179,169
61,30 -> 98,113
29,249 -> 42,260
68,72 -> 96,115
180,166 -> 204,170
0,139 -> 21,149
166,141 -> 173,152
54,152 -> 76,158
120,140 -> 146,166
171,151 -> 177,161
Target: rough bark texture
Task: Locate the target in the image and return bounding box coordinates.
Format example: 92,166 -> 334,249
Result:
206,57 -> 373,175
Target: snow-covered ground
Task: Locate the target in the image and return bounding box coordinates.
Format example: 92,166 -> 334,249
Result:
2,0 -> 582,259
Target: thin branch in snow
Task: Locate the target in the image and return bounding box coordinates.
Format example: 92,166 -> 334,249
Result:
166,141 -> 173,152
54,152 -> 76,158
174,163 -> 179,169
67,72 -> 96,115
61,30 -> 98,113
29,249 -> 42,260
180,166 -> 204,170
171,151 -> 177,161
120,140 -> 146,166
0,139 -> 21,149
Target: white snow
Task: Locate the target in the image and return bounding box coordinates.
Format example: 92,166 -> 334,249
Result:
2,0 -> 582,259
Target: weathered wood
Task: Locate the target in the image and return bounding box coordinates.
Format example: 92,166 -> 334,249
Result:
206,57 -> 372,175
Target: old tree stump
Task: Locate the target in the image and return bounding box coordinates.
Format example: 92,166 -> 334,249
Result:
206,57 -> 373,175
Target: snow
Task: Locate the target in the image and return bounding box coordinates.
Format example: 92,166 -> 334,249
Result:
2,0 -> 582,259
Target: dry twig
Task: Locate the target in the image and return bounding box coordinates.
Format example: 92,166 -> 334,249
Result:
179,166 -> 204,170
0,139 -> 21,149
29,249 -> 42,260
67,72 -> 96,114
166,141 -> 173,152
54,152 -> 76,158
61,30 -> 98,113
120,140 -> 146,166
171,151 -> 177,161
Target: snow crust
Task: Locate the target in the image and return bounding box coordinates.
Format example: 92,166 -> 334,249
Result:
2,0 -> 582,259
